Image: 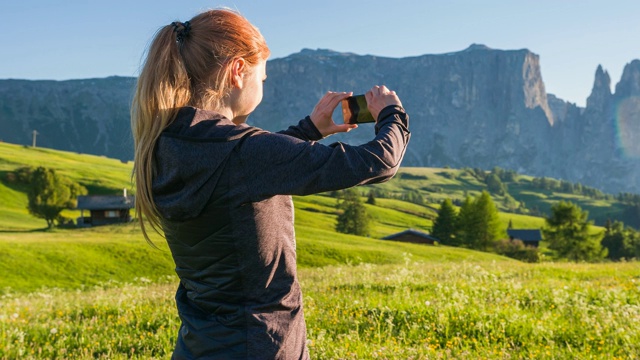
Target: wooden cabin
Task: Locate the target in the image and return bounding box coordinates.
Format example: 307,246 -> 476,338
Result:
507,229 -> 543,248
76,191 -> 134,226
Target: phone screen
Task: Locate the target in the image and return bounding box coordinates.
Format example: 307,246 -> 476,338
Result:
341,95 -> 375,124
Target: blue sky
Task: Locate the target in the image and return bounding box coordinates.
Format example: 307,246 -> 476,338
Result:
2,0 -> 638,107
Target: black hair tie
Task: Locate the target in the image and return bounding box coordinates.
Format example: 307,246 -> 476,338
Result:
171,21 -> 191,43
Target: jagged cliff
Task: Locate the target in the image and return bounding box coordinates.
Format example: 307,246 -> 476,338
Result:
1,46 -> 638,193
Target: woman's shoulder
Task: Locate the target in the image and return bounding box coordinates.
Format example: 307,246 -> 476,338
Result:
163,107 -> 262,141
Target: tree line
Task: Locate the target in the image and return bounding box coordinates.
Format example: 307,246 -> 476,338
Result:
332,183 -> 640,262
430,191 -> 540,262
461,167 -> 640,229
431,194 -> 640,262
332,166 -> 640,232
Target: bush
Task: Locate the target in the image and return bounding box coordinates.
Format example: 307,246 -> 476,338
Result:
56,215 -> 76,229
494,239 -> 541,263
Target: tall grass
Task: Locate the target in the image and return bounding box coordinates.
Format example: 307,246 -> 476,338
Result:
2,261 -> 638,359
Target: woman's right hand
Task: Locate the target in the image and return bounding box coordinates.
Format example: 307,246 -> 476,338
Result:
364,85 -> 403,121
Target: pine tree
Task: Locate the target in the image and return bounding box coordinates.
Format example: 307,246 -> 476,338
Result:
472,191 -> 502,250
366,191 -> 376,205
456,196 -> 476,248
543,201 -> 606,261
431,198 -> 458,245
485,173 -> 507,195
336,188 -> 371,236
456,192 -> 501,250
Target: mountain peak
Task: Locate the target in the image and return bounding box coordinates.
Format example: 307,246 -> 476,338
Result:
586,65 -> 612,108
614,59 -> 640,97
463,44 -> 492,52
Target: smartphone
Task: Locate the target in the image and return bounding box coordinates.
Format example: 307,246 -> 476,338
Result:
341,94 -> 375,124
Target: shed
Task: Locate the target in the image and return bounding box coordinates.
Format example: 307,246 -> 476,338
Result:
507,229 -> 543,248
382,229 -> 438,245
76,192 -> 135,226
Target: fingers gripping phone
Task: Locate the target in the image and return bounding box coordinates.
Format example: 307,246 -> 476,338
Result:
341,94 -> 375,124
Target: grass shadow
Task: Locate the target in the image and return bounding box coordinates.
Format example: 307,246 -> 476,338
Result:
0,227 -> 50,233
0,170 -> 30,193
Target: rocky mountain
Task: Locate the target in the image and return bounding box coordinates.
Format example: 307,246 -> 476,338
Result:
251,46 -> 640,194
1,45 -> 639,193
0,77 -> 135,162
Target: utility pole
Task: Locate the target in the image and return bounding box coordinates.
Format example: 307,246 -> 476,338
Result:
32,130 -> 38,148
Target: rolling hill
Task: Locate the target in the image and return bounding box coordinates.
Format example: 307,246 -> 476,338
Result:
1,141 -> 631,294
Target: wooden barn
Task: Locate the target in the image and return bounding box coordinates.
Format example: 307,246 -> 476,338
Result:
76,191 -> 135,226
507,229 -> 543,248
382,229 -> 438,245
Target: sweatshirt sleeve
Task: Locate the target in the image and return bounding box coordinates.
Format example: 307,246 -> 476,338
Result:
276,116 -> 324,141
237,105 -> 410,201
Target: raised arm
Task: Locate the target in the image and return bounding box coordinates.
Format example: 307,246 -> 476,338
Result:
237,86 -> 409,201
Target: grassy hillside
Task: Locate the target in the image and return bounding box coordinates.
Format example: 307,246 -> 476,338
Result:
0,142 -> 516,294
366,167 -> 628,227
0,141 -> 619,294
0,225 -> 175,293
0,142 -> 133,230
2,141 -> 616,232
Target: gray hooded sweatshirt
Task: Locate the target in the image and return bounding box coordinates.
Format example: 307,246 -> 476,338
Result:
153,105 -> 410,359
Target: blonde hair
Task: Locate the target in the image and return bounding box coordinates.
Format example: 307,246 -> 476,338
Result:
131,9 -> 270,244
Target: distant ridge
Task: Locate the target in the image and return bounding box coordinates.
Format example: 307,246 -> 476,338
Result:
1,46 -> 639,194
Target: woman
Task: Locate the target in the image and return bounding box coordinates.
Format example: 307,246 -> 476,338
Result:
131,8 -> 410,360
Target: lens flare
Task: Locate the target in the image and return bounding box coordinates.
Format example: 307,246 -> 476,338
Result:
615,96 -> 640,159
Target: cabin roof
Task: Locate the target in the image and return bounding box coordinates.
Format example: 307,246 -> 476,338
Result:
383,229 -> 439,241
507,229 -> 543,242
77,195 -> 135,210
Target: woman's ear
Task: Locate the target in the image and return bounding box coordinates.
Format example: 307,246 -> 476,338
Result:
230,57 -> 247,89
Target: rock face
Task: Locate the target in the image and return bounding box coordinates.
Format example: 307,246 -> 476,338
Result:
0,77 -> 135,162
1,47 -> 639,193
251,46 -> 640,193
254,46 -> 556,172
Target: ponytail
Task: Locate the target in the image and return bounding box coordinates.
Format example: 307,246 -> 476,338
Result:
131,9 -> 270,245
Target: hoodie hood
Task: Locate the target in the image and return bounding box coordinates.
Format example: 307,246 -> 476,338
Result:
152,107 -> 259,220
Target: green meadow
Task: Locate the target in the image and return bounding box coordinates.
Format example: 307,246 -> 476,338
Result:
1,142 -> 638,359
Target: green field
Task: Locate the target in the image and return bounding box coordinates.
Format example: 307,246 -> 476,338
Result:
2,261 -> 639,359
1,142 -> 638,359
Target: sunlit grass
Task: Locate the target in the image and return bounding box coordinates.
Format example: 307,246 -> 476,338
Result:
2,261 -> 638,359
0,225 -> 174,294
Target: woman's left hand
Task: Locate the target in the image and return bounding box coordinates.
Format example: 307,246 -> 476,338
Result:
310,91 -> 358,137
